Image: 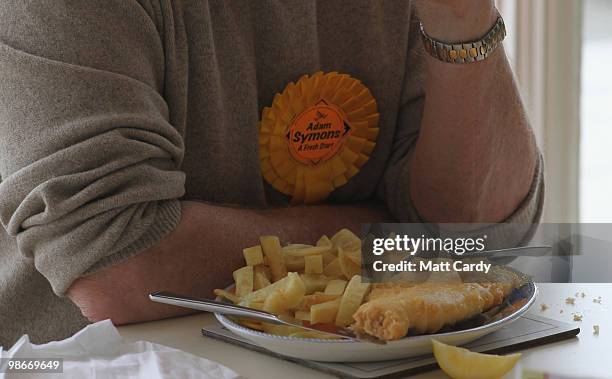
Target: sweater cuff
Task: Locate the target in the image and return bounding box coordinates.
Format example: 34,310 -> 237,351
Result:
436,153 -> 545,247
65,199 -> 182,294
391,151 -> 544,248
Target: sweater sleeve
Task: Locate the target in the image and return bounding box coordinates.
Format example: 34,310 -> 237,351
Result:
378,12 -> 544,246
0,0 -> 185,295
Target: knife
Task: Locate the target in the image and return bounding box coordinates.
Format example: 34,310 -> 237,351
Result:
149,291 -> 386,345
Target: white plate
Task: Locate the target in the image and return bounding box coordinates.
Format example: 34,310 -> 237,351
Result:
214,282 -> 538,362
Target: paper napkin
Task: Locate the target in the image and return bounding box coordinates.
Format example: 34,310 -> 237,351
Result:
0,320 -> 242,379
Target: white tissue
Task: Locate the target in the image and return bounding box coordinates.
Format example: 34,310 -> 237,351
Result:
1,320 -> 242,379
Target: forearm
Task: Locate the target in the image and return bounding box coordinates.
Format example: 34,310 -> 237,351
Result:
68,200 -> 392,324
410,1 -> 537,223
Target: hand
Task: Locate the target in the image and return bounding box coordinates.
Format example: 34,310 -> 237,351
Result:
414,0 -> 497,42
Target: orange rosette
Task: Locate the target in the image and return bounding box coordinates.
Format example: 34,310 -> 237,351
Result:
259,71 -> 379,205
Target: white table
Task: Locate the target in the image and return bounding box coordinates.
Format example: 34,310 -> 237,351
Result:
119,284 -> 611,378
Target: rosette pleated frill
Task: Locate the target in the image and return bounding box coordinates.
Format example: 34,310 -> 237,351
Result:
259,72 -> 380,204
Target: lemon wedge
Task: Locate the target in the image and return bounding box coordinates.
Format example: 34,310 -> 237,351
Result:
432,339 -> 521,379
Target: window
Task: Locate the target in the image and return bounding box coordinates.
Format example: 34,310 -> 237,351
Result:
580,0 -> 612,222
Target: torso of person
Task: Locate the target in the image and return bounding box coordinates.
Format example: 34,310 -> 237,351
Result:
170,0 -> 420,206
0,0 -> 421,346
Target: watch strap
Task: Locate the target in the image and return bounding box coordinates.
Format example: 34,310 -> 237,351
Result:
420,16 -> 506,64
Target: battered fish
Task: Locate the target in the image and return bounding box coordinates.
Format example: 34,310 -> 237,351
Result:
351,266 -> 524,341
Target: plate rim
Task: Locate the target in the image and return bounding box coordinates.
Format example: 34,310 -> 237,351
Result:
215,281 -> 538,344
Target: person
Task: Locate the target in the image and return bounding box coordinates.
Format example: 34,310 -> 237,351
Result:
0,0 -> 542,346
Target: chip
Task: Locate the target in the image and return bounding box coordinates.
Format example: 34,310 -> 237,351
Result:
243,245 -> 264,266
233,266 -> 253,297
324,279 -> 348,295
260,236 -> 288,281
304,254 -> 324,274
311,298 -> 341,324
335,275 -> 370,326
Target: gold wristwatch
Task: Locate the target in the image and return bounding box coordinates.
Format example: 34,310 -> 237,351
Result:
420,15 -> 506,64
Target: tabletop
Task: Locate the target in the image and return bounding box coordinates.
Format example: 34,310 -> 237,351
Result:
118,283 -> 611,378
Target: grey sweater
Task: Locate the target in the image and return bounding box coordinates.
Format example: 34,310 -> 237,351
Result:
0,0 -> 543,346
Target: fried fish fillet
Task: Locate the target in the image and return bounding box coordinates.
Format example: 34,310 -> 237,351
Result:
352,283 -> 501,341
352,270 -> 525,341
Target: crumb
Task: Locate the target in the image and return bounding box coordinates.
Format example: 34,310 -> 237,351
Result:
593,325 -> 600,335
593,296 -> 602,304
581,292 -> 586,298
540,304 -> 549,312
575,292 -> 579,297
573,313 -> 583,322
560,309 -> 564,314
565,297 -> 576,305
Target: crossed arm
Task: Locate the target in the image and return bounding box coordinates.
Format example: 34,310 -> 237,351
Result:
67,201 -> 393,323
410,0 -> 537,223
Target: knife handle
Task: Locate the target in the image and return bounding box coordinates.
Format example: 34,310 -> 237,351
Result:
149,291 -> 282,324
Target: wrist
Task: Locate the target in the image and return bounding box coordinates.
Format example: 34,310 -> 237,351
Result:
417,0 -> 497,42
